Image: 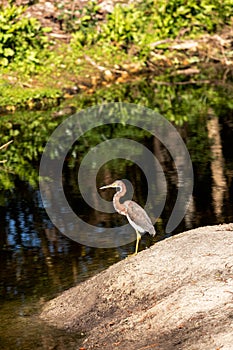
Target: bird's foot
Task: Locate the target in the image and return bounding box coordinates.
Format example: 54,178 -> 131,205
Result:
126,252 -> 138,258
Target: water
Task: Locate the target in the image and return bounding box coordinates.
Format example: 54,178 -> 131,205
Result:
0,78 -> 233,349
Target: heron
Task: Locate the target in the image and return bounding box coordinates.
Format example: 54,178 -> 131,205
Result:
100,180 -> 156,255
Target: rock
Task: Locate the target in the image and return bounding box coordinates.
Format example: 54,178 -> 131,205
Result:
40,224 -> 233,349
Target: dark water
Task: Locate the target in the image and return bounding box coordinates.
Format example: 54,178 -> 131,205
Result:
0,81 -> 233,349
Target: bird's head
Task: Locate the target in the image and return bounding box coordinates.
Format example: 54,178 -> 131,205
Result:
99,180 -> 123,190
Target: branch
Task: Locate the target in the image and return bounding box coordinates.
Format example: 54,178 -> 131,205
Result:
0,140 -> 13,151
154,79 -> 211,86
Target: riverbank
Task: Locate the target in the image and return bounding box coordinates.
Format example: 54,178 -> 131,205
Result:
40,223 -> 233,349
0,1 -> 232,112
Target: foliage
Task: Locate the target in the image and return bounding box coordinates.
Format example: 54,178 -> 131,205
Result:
71,0 -> 233,55
0,83 -> 63,111
148,0 -> 232,38
100,4 -> 147,49
0,2 -> 51,69
0,110 -> 66,189
0,0 -> 232,109
56,0 -> 101,33
0,75 -> 232,190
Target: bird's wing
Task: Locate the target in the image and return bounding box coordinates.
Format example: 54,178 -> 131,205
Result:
124,200 -> 155,236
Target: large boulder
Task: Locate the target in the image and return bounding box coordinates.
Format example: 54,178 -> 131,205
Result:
40,224 -> 233,349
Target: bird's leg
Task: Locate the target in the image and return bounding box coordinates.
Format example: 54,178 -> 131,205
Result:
127,230 -> 141,258
134,230 -> 141,255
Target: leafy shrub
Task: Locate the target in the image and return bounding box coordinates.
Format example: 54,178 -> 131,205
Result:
100,4 -> 147,47
71,0 -> 233,52
151,0 -> 233,38
71,2 -> 149,51
56,0 -> 100,33
0,2 -> 50,68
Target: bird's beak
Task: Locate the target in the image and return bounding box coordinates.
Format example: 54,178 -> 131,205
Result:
100,182 -> 116,190
99,184 -> 112,190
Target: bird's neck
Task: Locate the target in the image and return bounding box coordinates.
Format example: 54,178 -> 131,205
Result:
113,184 -> 127,215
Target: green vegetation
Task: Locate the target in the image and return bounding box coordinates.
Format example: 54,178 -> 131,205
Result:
1,77 -> 232,189
71,0 -> 232,52
0,2 -> 50,70
0,84 -> 63,111
0,0 -> 232,190
0,109 -> 65,189
56,0 -> 101,33
0,0 -> 232,110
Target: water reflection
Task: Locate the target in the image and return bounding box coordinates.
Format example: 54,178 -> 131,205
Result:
207,110 -> 227,220
0,180 -> 136,348
0,81 -> 233,348
39,104 -> 193,247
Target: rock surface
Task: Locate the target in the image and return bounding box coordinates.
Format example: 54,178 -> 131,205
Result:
40,224 -> 233,349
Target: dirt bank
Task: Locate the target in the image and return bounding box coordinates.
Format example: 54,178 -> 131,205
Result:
40,224 -> 233,349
